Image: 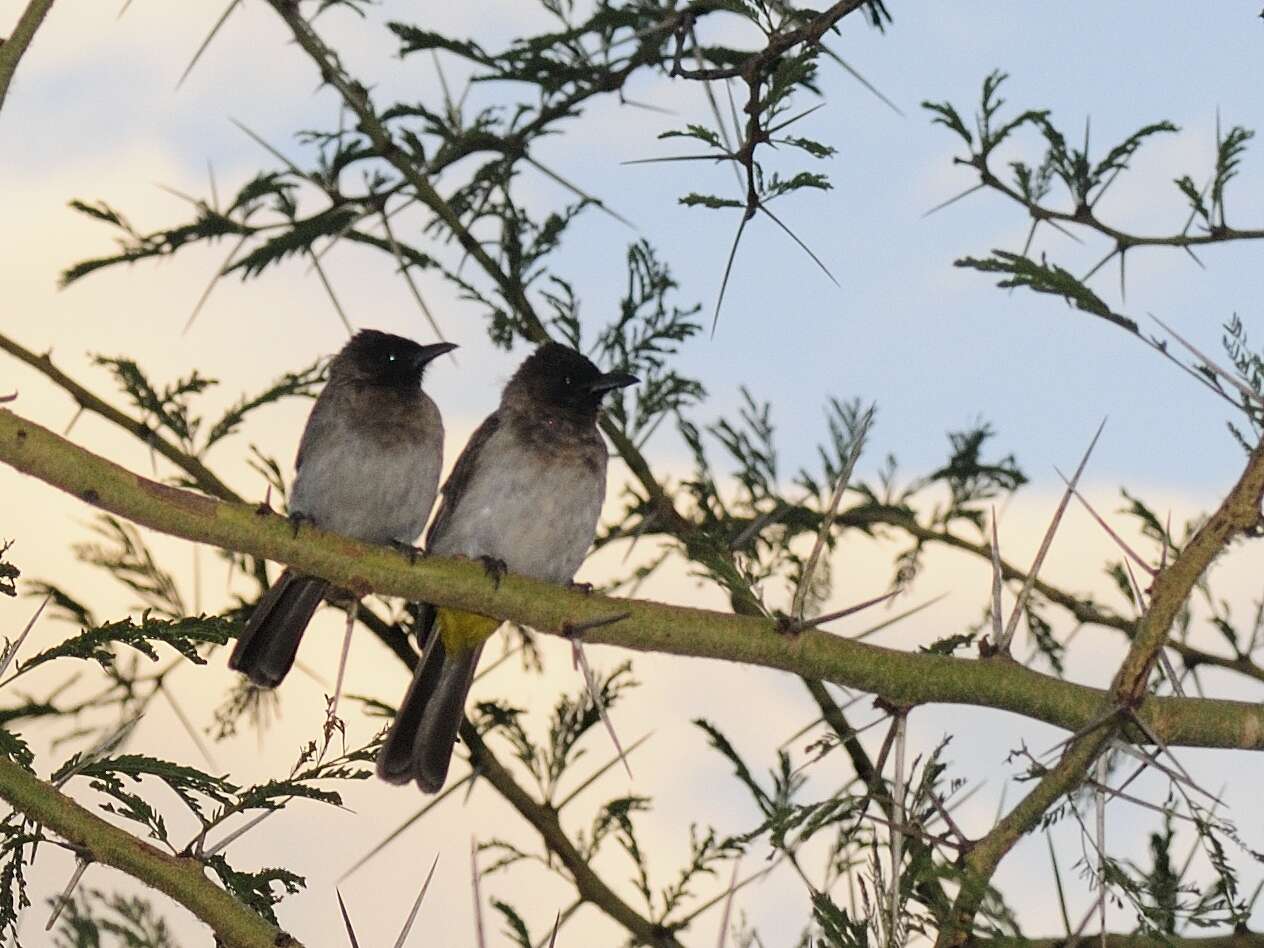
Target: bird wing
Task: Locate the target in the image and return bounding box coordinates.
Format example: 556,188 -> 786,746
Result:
293,382 -> 342,473
425,410 -> 501,547
413,410 -> 502,645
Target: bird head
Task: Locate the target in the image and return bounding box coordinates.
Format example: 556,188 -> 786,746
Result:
505,342 -> 638,421
331,330 -> 457,389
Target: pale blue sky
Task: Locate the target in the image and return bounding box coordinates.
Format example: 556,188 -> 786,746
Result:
6,2 -> 1264,495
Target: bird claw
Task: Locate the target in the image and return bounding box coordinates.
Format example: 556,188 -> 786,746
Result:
478,555 -> 508,589
288,511 -> 313,538
391,540 -> 426,565
567,580 -> 594,596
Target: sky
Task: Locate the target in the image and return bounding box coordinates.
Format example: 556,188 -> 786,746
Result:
1,1 -> 1263,946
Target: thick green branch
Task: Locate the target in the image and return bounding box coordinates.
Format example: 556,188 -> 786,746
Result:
937,435 -> 1264,947
3,407 -> 1263,752
0,757 -> 298,948
0,0 -> 54,114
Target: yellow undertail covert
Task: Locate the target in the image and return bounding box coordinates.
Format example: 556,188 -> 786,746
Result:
435,607 -> 501,652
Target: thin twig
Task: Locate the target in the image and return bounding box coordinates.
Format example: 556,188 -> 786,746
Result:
999,418 -> 1107,653
183,232 -> 250,335
45,857 -> 89,931
711,211 -> 752,337
393,853 -> 440,948
176,0 -> 242,89
0,592 -> 50,680
379,208 -> 452,352
1095,754 -> 1107,948
556,732 -> 652,810
796,589 -> 899,632
571,640 -> 633,780
889,712 -> 906,948
1150,313 -> 1262,406
715,856 -> 741,948
792,405 -> 873,621
471,837 -> 487,948
989,508 -> 1003,647
336,888 -> 362,948
308,250 -> 355,335
328,606 -> 356,735
157,680 -> 218,770
339,772 -> 474,880
1056,471 -> 1156,577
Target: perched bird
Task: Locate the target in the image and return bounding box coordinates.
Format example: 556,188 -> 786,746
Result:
376,342 -> 637,792
230,330 -> 456,688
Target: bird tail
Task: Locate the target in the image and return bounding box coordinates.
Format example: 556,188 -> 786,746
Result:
376,609 -> 494,792
229,569 -> 327,688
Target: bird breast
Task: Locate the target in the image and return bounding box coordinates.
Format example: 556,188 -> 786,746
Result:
289,385 -> 444,545
429,422 -> 606,584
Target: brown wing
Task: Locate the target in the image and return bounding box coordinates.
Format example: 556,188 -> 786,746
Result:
293,383 -> 343,473
425,410 -> 501,547
413,410 -> 501,647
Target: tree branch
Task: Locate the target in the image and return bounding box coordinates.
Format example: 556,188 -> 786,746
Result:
632,503 -> 1264,687
460,723 -> 686,948
669,0 -> 872,81
3,407 -> 1262,752
0,332 -> 240,502
937,435 -> 1264,946
0,0 -> 54,114
0,757 -> 299,948
802,678 -> 953,922
262,0 -> 542,331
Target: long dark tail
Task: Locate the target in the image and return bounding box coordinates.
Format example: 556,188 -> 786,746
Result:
376,620 -> 483,792
229,569 -> 327,688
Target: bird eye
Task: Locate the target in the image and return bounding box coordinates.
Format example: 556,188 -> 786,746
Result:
563,375 -> 573,386
388,352 -> 397,362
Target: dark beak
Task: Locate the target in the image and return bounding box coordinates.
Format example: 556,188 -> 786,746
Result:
413,341 -> 459,367
586,370 -> 640,395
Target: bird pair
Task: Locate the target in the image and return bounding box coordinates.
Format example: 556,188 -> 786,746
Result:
228,331 -> 638,793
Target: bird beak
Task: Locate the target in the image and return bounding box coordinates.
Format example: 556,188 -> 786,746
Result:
586,370 -> 640,395
412,341 -> 459,367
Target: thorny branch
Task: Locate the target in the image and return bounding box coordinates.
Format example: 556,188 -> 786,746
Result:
3,407 -> 1263,755
0,757 -> 298,948
935,435 -> 1264,947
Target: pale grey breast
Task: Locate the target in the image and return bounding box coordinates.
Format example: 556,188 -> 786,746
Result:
290,382 -> 444,545
429,419 -> 606,584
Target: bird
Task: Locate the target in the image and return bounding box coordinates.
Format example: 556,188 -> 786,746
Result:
229,329 -> 457,689
376,341 -> 638,792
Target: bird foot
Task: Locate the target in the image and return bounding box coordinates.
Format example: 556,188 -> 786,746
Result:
478,555 -> 508,589
288,511 -> 314,538
567,580 -> 595,596
391,540 -> 426,565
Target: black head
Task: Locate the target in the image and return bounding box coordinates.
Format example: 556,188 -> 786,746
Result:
504,342 -> 638,421
330,330 -> 457,389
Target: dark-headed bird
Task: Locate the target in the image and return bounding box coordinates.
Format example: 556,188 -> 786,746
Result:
229,330 -> 456,688
376,342 -> 637,792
